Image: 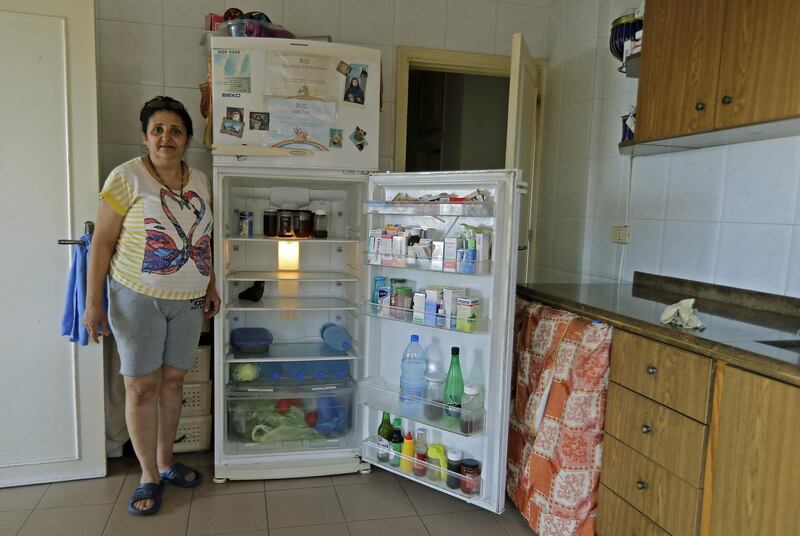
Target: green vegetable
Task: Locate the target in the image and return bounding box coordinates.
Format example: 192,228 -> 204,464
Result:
231,363 -> 261,382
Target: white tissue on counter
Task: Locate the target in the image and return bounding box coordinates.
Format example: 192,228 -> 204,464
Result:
660,298 -> 705,330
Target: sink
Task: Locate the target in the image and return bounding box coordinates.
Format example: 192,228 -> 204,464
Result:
756,339 -> 800,355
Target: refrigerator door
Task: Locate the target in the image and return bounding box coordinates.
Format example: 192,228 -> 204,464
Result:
210,37 -> 380,172
358,170 -> 522,513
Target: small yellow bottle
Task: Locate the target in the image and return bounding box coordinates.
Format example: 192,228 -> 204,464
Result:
399,432 -> 415,473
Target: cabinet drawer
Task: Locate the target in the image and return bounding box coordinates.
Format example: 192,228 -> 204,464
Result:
601,435 -> 700,536
597,484 -> 670,536
610,330 -> 712,422
605,381 -> 707,486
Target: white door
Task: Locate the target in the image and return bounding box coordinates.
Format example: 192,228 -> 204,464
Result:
505,33 -> 540,284
0,0 -> 105,486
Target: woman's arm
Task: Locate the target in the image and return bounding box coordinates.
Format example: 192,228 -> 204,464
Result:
204,268 -> 220,319
83,200 -> 123,342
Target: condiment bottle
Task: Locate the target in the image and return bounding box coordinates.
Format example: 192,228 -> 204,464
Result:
426,444 -> 447,481
313,209 -> 328,238
389,418 -> 403,467
459,459 -> 481,495
446,448 -> 462,489
413,428 -> 428,477
460,384 -> 484,434
424,372 -> 446,421
400,432 -> 415,473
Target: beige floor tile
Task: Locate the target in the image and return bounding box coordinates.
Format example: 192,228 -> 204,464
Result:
270,524 -> 349,536
102,499 -> 190,536
400,480 -> 478,516
0,510 -> 31,535
116,473 -> 193,506
266,487 -> 344,529
336,481 -> 416,521
498,501 -> 534,536
422,510 -> 507,536
0,485 -> 47,512
37,475 -> 125,509
187,492 -> 267,536
204,531 -> 269,536
264,476 -> 332,491
348,515 -> 430,536
193,466 -> 264,497
196,450 -> 214,466
331,465 -> 397,487
18,504 -> 113,536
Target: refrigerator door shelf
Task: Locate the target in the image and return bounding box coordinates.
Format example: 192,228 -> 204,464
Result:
358,376 -> 485,437
361,436 -> 483,499
364,201 -> 494,217
362,302 -> 489,334
226,342 -> 355,362
365,253 -> 492,276
226,270 -> 359,282
227,297 -> 358,312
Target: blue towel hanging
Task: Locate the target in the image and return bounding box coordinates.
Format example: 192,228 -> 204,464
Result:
60,233 -> 107,346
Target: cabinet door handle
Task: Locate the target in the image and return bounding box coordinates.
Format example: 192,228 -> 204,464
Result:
721,95 -> 733,105
695,102 -> 705,111
646,365 -> 657,375
641,424 -> 652,434
636,480 -> 648,490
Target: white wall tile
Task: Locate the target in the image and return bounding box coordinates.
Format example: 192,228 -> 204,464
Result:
445,0 -> 498,54
539,163 -> 557,216
721,137 -> 800,224
561,42 -> 597,107
665,146 -> 726,221
165,86 -> 204,147
495,4 -> 547,56
535,215 -> 555,268
546,0 -> 567,58
596,90 -> 636,157
164,0 -> 224,28
552,216 -> 586,273
607,0 -> 639,27
341,0 -> 395,46
544,60 -> 563,112
100,83 -> 164,144
785,226 -> 800,297
531,267 -> 553,283
379,101 -> 395,158
589,217 -> 621,279
621,219 -> 663,282
564,0 -> 598,51
394,0 -> 447,48
98,21 -> 164,85
549,269 -> 582,283
558,99 -> 594,161
97,0 -> 163,24
500,0 -> 550,6
164,27 -> 208,88
629,153 -> 669,219
185,147 -> 213,179
714,223 -> 792,294
100,143 -> 145,181
541,108 -> 561,164
599,35 -> 637,98
659,221 -> 719,283
593,156 -> 627,219
555,159 -> 590,217
225,0 -> 285,24
284,0 -> 341,41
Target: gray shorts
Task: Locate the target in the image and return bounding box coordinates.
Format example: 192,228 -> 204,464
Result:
108,278 -> 205,377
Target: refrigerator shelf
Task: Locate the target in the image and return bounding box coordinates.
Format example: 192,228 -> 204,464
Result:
359,376 -> 485,437
226,378 -> 356,397
364,253 -> 491,275
226,270 -> 359,282
364,200 -> 494,217
362,302 -> 488,334
227,297 -> 358,312
226,342 -> 355,362
223,436 -> 357,456
226,236 -> 360,244
361,437 -> 483,499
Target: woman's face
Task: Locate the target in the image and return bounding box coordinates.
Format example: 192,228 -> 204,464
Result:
143,111 -> 189,161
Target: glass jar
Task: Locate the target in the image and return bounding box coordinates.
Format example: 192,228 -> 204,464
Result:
313,209 -> 328,238
277,210 -> 294,237
293,210 -> 313,238
460,384 -> 484,434
460,459 -> 481,495
446,448 -> 462,489
423,372 -> 446,421
263,209 -> 278,237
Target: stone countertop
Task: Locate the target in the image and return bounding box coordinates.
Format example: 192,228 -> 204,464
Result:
517,283 -> 800,387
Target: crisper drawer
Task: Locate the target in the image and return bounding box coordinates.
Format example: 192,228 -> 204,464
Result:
610,330 -> 713,422
605,381 -> 707,486
601,435 -> 700,536
597,484 -> 670,536
226,381 -> 356,454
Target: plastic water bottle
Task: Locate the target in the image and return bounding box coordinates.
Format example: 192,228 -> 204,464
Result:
326,360 -> 350,380
320,323 -> 352,351
399,334 -> 427,415
260,362 -> 283,382
307,361 -> 328,382
284,362 -> 308,385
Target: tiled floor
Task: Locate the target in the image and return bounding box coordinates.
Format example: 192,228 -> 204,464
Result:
0,451 -> 534,536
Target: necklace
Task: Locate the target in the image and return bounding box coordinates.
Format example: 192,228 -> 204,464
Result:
146,155 -> 186,198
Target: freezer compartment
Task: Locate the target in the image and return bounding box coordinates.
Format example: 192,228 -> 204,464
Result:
359,376 -> 484,437
362,436 -> 483,498
362,302 -> 488,334
226,383 -> 356,454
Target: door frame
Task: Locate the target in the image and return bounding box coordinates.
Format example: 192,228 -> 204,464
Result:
393,46 -> 547,281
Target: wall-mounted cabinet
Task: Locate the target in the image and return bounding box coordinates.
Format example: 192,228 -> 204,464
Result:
624,0 -> 800,155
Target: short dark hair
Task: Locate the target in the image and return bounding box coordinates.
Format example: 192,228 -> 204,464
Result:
139,96 -> 193,137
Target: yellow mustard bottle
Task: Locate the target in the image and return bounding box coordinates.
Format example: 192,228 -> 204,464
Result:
400,432 -> 415,473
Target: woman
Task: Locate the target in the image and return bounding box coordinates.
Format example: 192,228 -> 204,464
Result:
83,96 -> 220,516
344,77 -> 364,104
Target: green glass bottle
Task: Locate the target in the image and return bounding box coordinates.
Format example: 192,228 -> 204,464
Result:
443,347 -> 464,427
376,411 -> 393,463
390,418 -> 404,467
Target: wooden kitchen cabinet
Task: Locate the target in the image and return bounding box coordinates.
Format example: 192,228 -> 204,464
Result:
708,367 -> 800,536
635,0 -> 727,142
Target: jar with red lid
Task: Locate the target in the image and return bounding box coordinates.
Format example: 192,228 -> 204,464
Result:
460,459 -> 481,495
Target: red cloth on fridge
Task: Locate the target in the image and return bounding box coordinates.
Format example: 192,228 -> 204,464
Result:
507,299 -> 611,536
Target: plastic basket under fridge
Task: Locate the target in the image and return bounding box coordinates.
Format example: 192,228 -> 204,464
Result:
182,381 -> 212,416
174,414 -> 212,453
186,346 -> 212,382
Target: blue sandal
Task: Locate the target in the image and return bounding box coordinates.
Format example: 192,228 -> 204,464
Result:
127,482 -> 163,516
160,462 -> 203,488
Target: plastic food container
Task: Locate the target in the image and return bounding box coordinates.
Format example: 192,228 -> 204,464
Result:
230,327 -> 273,353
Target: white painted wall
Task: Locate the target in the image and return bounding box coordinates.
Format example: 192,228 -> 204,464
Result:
534,0 -> 800,297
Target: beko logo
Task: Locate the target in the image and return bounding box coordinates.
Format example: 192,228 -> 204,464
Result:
222,93 -> 242,98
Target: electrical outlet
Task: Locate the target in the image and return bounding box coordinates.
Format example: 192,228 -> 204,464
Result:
612,225 -> 630,244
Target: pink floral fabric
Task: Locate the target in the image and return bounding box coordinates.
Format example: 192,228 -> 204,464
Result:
507,299 -> 611,536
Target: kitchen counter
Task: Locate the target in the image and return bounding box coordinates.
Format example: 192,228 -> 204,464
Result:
517,281 -> 800,387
